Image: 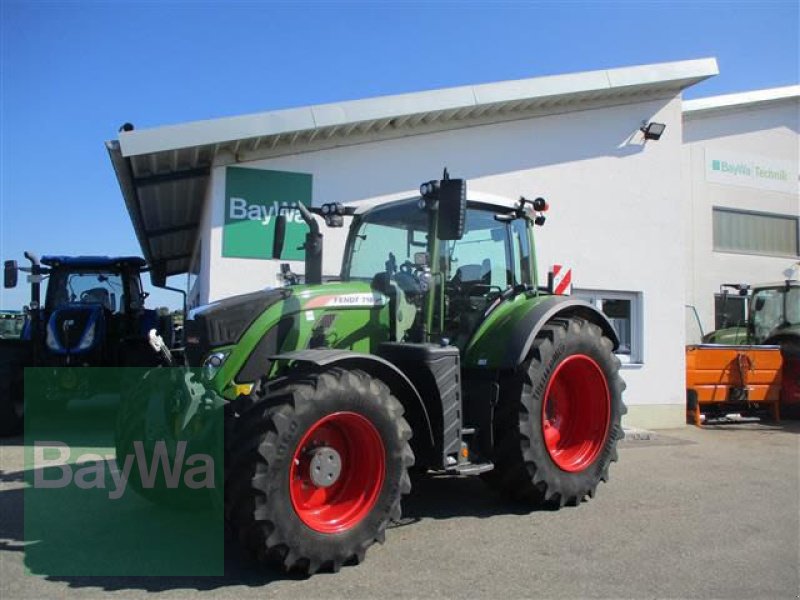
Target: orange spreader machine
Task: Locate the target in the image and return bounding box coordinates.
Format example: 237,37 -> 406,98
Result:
686,344 -> 783,426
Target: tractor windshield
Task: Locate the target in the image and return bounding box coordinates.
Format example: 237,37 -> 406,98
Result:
751,286 -> 800,341
45,270 -> 137,314
346,200 -> 429,281
346,199 -> 532,289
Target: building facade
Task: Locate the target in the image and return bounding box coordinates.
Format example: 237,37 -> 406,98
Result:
682,87 -> 800,340
110,58 -> 768,430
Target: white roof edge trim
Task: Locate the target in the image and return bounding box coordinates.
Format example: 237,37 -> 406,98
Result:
116,58 -> 718,158
352,191 -> 522,215
683,84 -> 800,114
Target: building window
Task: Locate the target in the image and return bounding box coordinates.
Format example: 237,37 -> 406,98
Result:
572,289 -> 643,364
713,207 -> 799,257
714,293 -> 747,330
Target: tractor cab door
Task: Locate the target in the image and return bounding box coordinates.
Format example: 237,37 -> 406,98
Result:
345,200 -> 431,344
442,208 -> 532,349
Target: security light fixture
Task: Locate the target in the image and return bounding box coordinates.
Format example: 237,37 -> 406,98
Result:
640,121 -> 666,141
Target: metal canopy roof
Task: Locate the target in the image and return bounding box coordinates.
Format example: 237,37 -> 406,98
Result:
107,58 -> 718,277
683,84 -> 800,117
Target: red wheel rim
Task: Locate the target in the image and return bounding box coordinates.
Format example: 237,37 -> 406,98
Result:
541,354 -> 611,472
289,411 -> 385,533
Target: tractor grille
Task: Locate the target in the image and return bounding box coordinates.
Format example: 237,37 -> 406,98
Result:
184,288 -> 291,366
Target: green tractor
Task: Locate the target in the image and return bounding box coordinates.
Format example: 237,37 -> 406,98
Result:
124,172 -> 626,574
704,280 -> 800,412
704,281 -> 800,348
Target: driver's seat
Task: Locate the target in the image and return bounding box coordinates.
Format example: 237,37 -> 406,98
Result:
452,259 -> 491,288
83,288 -> 113,311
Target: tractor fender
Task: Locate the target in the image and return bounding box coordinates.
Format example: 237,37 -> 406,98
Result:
506,296 -> 620,369
270,348 -> 436,456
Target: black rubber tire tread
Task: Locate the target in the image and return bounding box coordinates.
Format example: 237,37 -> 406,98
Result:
225,367 -> 414,575
0,364 -> 24,437
483,317 -> 626,508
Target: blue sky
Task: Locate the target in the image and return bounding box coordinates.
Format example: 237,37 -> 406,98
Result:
1,0 -> 798,309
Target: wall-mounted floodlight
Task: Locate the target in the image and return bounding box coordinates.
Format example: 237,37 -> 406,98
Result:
640,121 -> 666,141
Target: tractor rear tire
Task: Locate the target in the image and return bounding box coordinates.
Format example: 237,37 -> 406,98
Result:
484,317 -> 626,507
225,367 -> 414,575
0,364 -> 24,437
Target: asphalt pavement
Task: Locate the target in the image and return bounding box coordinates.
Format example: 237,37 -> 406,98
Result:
1,420 -> 798,599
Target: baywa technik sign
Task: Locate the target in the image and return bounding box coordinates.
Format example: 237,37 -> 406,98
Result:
705,149 -> 797,194
223,166 -> 313,260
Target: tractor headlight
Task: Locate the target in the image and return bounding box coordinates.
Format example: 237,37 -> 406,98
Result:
203,351 -> 230,381
77,322 -> 96,351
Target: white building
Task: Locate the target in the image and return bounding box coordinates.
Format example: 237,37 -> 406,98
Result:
107,57 -> 798,430
682,86 -> 800,339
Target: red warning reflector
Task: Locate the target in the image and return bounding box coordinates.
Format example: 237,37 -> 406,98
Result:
552,264 -> 572,295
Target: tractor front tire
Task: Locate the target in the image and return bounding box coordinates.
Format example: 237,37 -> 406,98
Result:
115,369 -> 219,508
226,368 -> 414,575
485,317 -> 626,507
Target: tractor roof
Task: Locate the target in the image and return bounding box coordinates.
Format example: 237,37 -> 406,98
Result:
41,256 -> 147,270
752,280 -> 800,290
353,191 -> 519,216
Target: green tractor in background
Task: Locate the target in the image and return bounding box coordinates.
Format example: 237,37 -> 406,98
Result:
704,280 -> 800,412
704,281 -> 800,348
122,171 -> 626,574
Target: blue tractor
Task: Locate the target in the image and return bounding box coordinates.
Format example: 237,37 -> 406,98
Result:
1,253 -> 176,435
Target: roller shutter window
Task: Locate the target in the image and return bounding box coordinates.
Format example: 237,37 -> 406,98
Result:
713,208 -> 799,257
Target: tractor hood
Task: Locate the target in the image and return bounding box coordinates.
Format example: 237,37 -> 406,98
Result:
185,288 -> 291,365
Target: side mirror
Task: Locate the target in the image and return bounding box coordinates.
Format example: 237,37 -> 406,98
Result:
150,263 -> 167,288
754,297 -> 766,312
4,260 -> 18,288
437,178 -> 467,241
272,215 -> 287,260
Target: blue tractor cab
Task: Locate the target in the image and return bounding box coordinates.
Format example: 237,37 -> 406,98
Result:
35,256 -> 165,362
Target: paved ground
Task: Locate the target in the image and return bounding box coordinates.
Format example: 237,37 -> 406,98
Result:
1,420 -> 798,599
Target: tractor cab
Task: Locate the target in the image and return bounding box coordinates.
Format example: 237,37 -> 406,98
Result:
37,256 -> 157,363
343,192 -> 538,350
749,280 -> 800,345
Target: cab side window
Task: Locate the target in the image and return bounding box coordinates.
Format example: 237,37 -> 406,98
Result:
448,209 -> 513,288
